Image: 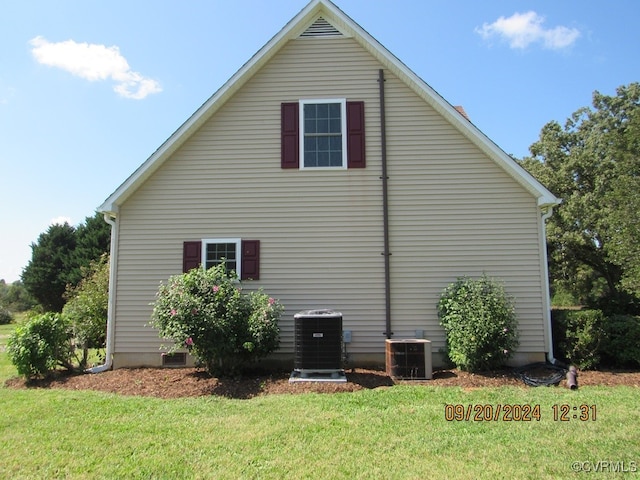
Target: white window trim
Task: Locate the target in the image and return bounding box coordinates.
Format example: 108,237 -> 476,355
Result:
299,98 -> 347,170
201,238 -> 242,278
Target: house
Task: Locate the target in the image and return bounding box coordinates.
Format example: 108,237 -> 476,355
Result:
94,0 -> 559,372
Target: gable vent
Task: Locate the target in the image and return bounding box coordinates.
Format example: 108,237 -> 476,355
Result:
300,17 -> 343,37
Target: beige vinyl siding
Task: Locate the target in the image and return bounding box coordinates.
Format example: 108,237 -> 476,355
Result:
112,35 -> 548,363
114,37 -> 386,357
383,72 -> 545,352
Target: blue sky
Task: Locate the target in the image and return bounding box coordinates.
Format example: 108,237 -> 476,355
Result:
1,1 -> 639,283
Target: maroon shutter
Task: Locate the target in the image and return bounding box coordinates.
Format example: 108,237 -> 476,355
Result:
241,240 -> 260,280
183,241 -> 201,273
281,103 -> 299,169
347,101 -> 366,168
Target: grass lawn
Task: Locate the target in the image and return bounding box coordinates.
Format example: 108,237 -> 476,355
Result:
1,325 -> 639,479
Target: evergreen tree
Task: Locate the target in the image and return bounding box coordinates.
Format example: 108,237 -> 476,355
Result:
21,212 -> 111,312
72,212 -> 111,284
22,222 -> 77,312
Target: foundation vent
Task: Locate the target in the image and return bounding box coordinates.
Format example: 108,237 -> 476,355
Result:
162,352 -> 187,367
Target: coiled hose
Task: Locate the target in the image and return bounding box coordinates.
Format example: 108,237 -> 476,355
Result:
514,362 -> 568,387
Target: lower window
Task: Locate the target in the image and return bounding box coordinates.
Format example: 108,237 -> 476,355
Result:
203,238 -> 241,275
182,239 -> 260,280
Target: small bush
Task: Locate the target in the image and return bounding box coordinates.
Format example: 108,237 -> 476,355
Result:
62,254 -> 109,368
438,274 -> 519,372
6,312 -> 76,379
150,263 -> 283,376
0,307 -> 13,325
600,315 -> 640,368
561,310 -> 605,370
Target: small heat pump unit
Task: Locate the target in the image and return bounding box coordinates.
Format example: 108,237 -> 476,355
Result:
293,309 -> 343,373
385,339 -> 432,380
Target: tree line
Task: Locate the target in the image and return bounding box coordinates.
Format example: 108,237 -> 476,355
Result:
520,82 -> 640,314
0,280 -> 36,317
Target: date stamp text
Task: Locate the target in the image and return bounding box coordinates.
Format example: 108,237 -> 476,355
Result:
444,404 -> 597,422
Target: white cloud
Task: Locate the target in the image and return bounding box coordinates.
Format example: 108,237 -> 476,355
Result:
30,36 -> 162,99
476,11 -> 580,50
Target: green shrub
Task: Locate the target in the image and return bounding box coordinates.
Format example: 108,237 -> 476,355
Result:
0,307 -> 13,325
551,286 -> 579,308
6,313 -> 76,379
437,274 -> 519,372
62,254 -> 109,368
561,310 -> 605,370
150,264 -> 283,376
600,315 -> 640,368
550,309 -> 571,363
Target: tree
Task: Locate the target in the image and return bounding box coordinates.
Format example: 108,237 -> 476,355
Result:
21,213 -> 111,313
0,280 -> 36,313
21,222 -> 77,312
521,83 -> 640,313
603,97 -> 640,297
72,212 -> 111,285
62,254 -> 109,368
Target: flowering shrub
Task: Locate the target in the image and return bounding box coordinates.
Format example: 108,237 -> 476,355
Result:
150,264 -> 283,376
437,274 -> 519,372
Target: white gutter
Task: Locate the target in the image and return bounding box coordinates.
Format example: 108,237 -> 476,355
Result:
87,213 -> 118,373
540,205 -> 557,364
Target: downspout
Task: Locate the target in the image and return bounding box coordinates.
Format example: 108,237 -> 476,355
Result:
540,205 -> 556,364
87,212 -> 117,373
378,69 -> 392,339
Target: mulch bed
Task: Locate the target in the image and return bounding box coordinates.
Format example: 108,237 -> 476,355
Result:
5,366 -> 640,399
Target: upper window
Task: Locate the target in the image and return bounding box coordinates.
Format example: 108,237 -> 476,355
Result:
281,100 -> 365,170
300,99 -> 347,169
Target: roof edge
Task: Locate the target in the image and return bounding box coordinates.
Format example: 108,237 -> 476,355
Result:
318,2 -> 558,204
99,0 -> 558,213
99,0 -> 327,213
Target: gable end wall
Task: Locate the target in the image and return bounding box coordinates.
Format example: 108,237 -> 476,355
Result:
111,36 -> 547,368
